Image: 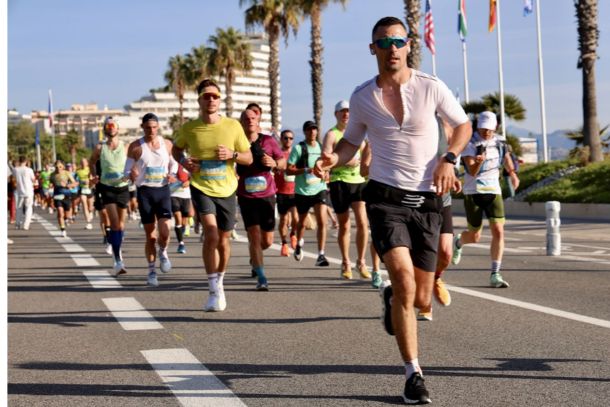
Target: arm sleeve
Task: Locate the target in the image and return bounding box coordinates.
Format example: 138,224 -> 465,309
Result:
343,91 -> 368,147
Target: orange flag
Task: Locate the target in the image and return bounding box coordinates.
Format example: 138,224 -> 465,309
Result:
488,0 -> 497,32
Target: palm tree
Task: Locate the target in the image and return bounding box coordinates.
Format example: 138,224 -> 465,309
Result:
404,0 -> 421,69
207,27 -> 253,119
300,0 -> 348,130
462,92 -> 526,122
186,45 -> 213,85
575,0 -> 602,162
566,124 -> 609,148
164,54 -> 190,126
242,0 -> 302,131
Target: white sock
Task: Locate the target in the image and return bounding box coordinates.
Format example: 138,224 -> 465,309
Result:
318,250 -> 325,256
405,359 -> 421,378
217,272 -> 225,293
491,260 -> 501,274
208,272 -> 219,295
298,238 -> 305,247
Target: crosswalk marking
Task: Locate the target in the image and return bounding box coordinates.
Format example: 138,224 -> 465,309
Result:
83,270 -> 122,288
102,297 -> 163,331
141,348 -> 247,407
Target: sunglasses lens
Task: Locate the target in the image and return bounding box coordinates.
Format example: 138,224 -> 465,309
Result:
203,93 -> 220,101
376,37 -> 407,49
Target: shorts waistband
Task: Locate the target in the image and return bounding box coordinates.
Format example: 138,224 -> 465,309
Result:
365,180 -> 441,211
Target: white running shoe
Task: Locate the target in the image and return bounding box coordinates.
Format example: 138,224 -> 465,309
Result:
113,260 -> 127,277
85,223 -> 93,230
105,243 -> 113,255
204,292 -> 227,312
147,271 -> 159,287
61,230 -> 67,238
158,250 -> 172,273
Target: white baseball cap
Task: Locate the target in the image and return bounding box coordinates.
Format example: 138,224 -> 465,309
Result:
477,111 -> 497,130
334,100 -> 349,112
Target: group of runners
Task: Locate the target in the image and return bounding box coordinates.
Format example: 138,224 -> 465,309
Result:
11,16 -> 523,405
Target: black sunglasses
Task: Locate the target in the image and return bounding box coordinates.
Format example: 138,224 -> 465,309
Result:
282,136 -> 294,140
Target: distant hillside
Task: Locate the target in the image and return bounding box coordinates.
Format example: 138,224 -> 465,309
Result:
507,125 -> 576,160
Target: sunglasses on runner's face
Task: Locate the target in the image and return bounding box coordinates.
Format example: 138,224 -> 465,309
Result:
374,36 -> 409,49
201,93 -> 221,101
104,123 -> 116,130
282,136 -> 293,141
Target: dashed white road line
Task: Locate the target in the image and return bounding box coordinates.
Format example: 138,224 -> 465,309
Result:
103,297 -> 164,331
71,254 -> 100,267
448,285 -> 610,329
141,348 -> 247,407
83,270 -> 122,289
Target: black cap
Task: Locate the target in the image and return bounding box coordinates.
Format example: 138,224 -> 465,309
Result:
302,120 -> 317,132
142,113 -> 159,124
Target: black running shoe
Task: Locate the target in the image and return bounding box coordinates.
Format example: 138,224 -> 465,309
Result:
403,372 -> 431,404
315,254 -> 329,267
294,245 -> 303,262
251,269 -> 257,278
380,281 -> 394,336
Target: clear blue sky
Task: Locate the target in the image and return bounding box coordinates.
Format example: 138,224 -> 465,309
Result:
7,0 -> 610,135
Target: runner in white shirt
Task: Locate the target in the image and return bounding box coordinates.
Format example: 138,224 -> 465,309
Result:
12,156 -> 35,230
316,17 -> 471,404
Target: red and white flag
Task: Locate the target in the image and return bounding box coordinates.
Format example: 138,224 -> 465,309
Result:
424,0 -> 436,55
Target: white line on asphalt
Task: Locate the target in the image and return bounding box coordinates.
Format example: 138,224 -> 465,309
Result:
448,285 -> 610,329
141,348 -> 247,407
83,270 -> 122,289
103,297 -> 164,331
466,243 -> 609,265
72,254 -> 100,267
62,243 -> 86,252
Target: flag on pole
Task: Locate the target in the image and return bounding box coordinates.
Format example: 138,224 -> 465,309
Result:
458,0 -> 468,41
47,89 -> 54,131
424,0 -> 436,55
488,0 -> 497,32
523,0 -> 533,16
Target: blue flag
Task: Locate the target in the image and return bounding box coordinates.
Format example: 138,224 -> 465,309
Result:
524,0 -> 533,16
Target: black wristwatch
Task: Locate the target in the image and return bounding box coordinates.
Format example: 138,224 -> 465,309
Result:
443,152 -> 458,165
233,151 -> 239,160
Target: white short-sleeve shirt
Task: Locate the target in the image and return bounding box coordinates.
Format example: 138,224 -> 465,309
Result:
343,70 -> 469,192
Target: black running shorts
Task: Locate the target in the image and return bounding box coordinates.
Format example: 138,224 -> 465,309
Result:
137,185 -> 172,225
190,185 -> 236,232
329,180 -> 365,214
238,195 -> 276,231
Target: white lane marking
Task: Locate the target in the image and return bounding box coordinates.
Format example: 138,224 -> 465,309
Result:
72,254 -> 100,267
83,270 -> 122,289
448,285 -> 610,329
466,243 -> 609,265
141,348 -> 247,407
103,297 -> 163,331
62,244 -> 86,253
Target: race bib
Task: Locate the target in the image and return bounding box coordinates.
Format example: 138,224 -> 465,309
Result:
199,160 -> 227,181
80,187 -> 92,195
102,172 -> 124,186
305,172 -> 320,185
53,194 -> 65,201
245,176 -> 267,193
283,173 -> 296,182
169,181 -> 183,193
144,166 -> 165,184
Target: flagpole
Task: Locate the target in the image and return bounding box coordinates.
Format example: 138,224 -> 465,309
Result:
535,0 -> 548,162
431,55 -> 437,77
495,0 -> 506,139
48,89 -> 56,162
462,40 -> 469,103
35,123 -> 42,171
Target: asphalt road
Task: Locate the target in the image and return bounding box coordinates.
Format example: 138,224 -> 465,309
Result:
7,208 -> 610,406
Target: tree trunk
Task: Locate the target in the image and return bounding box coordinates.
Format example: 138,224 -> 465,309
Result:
225,68 -> 234,119
404,0 -> 421,70
268,25 -> 281,131
309,4 -> 323,132
576,0 -> 602,162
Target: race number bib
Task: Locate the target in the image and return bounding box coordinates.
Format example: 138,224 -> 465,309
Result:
305,172 -> 320,185
144,166 -> 165,184
199,160 -> 227,181
244,176 -> 267,193
283,173 -> 295,182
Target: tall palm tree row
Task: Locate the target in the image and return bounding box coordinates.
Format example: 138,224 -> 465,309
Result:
208,27 -> 253,119
242,0 -> 302,131
301,0 -> 348,130
575,0 -> 602,162
164,54 -> 190,127
403,0 -> 421,69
